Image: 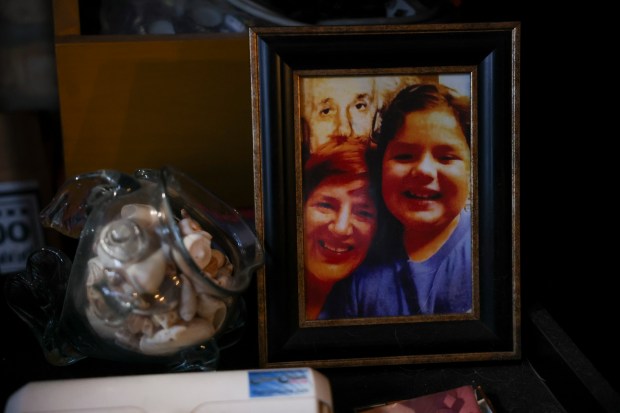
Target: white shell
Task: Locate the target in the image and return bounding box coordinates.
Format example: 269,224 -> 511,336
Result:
139,318 -> 215,355
96,219 -> 150,267
204,249 -> 226,275
86,257 -> 105,286
121,203 -> 159,228
183,232 -> 213,269
178,213 -> 209,237
125,249 -> 167,294
179,274 -> 197,322
152,310 -> 180,329
125,313 -> 155,337
196,293 -> 227,332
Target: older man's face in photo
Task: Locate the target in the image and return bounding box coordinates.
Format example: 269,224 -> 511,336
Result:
303,77 -> 377,153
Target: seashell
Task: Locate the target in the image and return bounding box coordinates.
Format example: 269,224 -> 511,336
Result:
86,286 -> 107,319
196,293 -> 227,332
205,259 -> 233,289
86,282 -> 126,325
129,294 -> 153,313
125,248 -> 167,294
171,248 -> 191,279
93,272 -> 147,315
97,219 -> 150,267
121,203 -> 159,228
178,274 -> 197,322
86,257 -> 105,286
152,310 -> 180,329
125,313 -> 154,336
183,232 -> 213,269
178,209 -> 206,236
85,306 -> 117,340
139,318 -> 215,355
204,249 -> 226,274
104,267 -> 126,286
216,261 -> 233,279
186,272 -> 211,295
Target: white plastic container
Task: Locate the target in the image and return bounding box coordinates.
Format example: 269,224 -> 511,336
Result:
5,368 -> 333,413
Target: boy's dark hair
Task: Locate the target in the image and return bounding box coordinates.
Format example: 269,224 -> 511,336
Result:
373,82 -> 471,152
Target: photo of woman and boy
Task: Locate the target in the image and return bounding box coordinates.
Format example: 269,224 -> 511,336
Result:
300,74 -> 473,321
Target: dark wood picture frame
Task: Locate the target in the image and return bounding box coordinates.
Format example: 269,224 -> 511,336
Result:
250,22 -> 520,368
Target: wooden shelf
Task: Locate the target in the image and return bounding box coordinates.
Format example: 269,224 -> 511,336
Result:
52,0 -> 254,208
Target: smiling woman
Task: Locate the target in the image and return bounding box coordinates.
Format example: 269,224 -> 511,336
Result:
302,140 -> 377,320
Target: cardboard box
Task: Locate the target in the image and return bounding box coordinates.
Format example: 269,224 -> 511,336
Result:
53,0 -> 254,208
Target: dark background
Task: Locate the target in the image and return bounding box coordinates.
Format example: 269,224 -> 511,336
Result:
1,0 -> 617,411
467,0 -> 618,400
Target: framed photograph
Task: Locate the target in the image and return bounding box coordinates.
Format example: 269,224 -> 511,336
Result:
250,22 -> 520,368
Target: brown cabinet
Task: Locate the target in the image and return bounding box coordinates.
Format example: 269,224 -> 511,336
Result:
52,0 -> 254,208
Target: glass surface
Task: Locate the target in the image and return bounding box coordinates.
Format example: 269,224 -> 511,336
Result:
4,167 -> 263,370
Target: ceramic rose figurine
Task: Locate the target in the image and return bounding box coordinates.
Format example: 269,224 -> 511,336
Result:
4,167 -> 263,371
